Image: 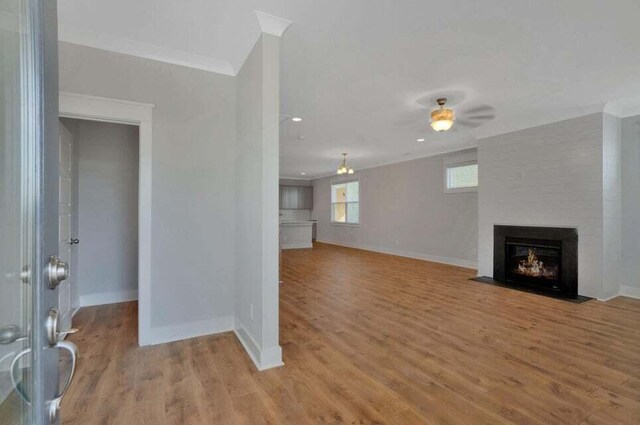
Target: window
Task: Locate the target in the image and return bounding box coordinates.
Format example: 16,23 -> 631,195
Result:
331,181 -> 359,224
445,161 -> 478,193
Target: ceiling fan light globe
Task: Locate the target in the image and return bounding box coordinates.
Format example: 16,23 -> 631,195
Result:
431,119 -> 454,132
430,105 -> 455,132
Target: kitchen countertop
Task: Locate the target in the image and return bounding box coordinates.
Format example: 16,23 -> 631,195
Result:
280,220 -> 313,226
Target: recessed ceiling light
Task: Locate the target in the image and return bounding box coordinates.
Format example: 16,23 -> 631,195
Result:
417,138 -> 426,142
300,172 -> 306,175
292,117 -> 302,122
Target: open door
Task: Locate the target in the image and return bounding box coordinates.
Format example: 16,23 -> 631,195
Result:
0,0 -> 78,423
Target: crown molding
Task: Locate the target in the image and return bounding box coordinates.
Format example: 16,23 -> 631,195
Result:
604,98 -> 640,118
279,176 -> 312,181
255,10 -> 293,37
303,144 -> 477,181
57,10 -> 293,76
58,25 -> 236,76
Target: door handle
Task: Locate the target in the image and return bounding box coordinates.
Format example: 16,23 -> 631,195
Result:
45,340 -> 79,422
10,341 -> 79,422
70,238 -> 79,245
10,347 -> 31,403
46,308 -> 79,345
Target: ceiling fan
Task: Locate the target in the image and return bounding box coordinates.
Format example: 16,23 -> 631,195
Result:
397,91 -> 496,135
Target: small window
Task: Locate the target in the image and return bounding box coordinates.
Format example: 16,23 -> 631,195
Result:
331,181 -> 359,224
445,162 -> 478,193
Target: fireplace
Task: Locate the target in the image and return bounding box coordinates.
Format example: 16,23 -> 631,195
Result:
494,225 -> 578,298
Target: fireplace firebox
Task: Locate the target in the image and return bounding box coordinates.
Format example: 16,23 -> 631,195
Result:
494,226 -> 577,298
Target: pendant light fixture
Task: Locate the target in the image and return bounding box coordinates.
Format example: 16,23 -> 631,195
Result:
430,98 -> 455,132
336,153 -> 354,175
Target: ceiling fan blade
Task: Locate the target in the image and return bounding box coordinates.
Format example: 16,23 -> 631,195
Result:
463,114 -> 496,121
456,119 -> 486,129
458,104 -> 495,115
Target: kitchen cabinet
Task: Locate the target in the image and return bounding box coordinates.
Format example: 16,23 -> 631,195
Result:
279,186 -> 296,209
279,186 -> 313,210
301,186 -> 313,210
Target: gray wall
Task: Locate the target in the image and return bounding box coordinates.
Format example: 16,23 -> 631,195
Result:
312,149 -> 479,268
59,42 -> 236,330
235,35 -> 265,343
622,115 -> 640,292
71,119 -> 139,302
235,34 -> 282,368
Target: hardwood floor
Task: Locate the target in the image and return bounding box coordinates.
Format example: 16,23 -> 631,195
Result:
62,242 -> 640,424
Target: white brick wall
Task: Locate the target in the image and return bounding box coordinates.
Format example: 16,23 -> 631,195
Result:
478,113 -> 621,299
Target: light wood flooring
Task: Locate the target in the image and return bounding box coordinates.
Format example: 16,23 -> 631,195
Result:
62,242 -> 640,424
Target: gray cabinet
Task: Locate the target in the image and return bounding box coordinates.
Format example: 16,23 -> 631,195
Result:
301,186 -> 313,210
279,186 -> 296,209
279,186 -> 313,210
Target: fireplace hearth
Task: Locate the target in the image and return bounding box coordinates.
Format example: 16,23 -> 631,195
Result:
493,225 -> 578,298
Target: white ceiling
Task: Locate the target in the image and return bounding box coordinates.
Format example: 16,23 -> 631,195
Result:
58,0 -> 640,179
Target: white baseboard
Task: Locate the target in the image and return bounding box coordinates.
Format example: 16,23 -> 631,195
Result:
315,239 -> 478,270
620,285 -> 640,299
597,293 -> 620,302
142,315 -> 235,346
281,242 -> 313,249
234,319 -> 284,371
68,296 -> 81,320
79,289 -> 138,307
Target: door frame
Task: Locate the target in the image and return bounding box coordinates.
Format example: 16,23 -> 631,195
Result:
59,91 -> 154,346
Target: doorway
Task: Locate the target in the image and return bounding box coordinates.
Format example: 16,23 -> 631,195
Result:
59,91 -> 154,346
58,118 -> 139,328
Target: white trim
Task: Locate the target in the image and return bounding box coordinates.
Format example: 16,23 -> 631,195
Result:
444,186 -> 478,194
59,92 -> 154,123
316,239 -> 478,270
620,285 -> 640,299
71,294 -> 80,312
604,99 -> 640,119
331,180 -> 360,224
309,145 -> 478,181
597,294 -> 620,302
330,222 -> 360,227
255,11 -> 293,37
59,91 -> 154,347
234,319 -> 284,371
281,242 -> 313,250
58,25 -> 235,76
79,290 -> 138,307
278,176 -> 312,181
70,305 -> 80,319
147,316 -> 235,346
234,324 -> 260,367
260,346 -> 285,370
